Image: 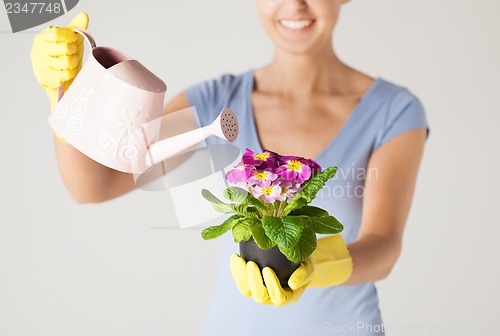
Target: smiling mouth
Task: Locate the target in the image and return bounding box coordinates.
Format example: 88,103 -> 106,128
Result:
279,19 -> 314,30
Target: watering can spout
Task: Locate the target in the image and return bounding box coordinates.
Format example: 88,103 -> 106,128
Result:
147,108 -> 239,167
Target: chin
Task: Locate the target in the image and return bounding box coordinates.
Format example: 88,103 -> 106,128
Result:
275,40 -> 322,56
269,26 -> 330,56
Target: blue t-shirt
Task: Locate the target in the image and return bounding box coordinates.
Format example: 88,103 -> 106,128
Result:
185,70 -> 428,336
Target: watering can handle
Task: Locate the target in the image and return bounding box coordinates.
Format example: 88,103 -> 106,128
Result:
56,28 -> 97,103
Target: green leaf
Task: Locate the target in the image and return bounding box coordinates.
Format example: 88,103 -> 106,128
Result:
202,189 -> 260,217
202,189 -> 236,214
250,224 -> 276,250
212,203 -> 238,214
232,221 -> 253,242
201,189 -> 226,204
283,166 -> 338,215
201,215 -> 242,240
229,203 -> 257,219
290,205 -> 329,217
261,216 -> 304,249
243,196 -> 267,212
223,186 -> 250,203
306,216 -> 344,234
278,227 -> 317,263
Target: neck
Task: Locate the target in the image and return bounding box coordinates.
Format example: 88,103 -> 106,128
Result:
258,46 -> 348,97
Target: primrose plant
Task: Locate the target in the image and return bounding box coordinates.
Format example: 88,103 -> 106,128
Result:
201,148 -> 343,263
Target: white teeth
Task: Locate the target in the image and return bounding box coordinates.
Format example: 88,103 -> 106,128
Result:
280,20 -> 313,30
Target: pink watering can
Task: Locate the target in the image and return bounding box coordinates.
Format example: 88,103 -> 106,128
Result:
49,29 -> 238,174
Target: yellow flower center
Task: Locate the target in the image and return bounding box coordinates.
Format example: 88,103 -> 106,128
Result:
286,160 -> 302,171
254,153 -> 270,161
262,187 -> 273,195
253,171 -> 269,181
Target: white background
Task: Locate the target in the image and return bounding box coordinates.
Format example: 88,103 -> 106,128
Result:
1,0 -> 499,335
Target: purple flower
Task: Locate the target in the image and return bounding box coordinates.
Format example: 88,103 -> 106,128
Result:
276,158 -> 312,184
247,170 -> 278,187
242,148 -> 279,169
251,183 -> 282,204
305,158 -> 322,173
220,148 -> 326,215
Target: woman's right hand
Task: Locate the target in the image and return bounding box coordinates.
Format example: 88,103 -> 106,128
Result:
30,12 -> 89,109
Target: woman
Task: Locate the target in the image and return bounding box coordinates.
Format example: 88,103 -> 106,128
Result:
31,1 -> 428,335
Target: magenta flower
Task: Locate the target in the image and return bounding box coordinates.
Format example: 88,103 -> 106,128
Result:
251,183 -> 282,204
242,148 -> 279,169
276,158 -> 312,184
281,156 -> 321,172
218,148 -> 331,218
248,170 -> 278,187
225,163 -> 254,185
305,158 -> 322,173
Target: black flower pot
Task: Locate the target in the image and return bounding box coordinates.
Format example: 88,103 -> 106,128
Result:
239,238 -> 301,288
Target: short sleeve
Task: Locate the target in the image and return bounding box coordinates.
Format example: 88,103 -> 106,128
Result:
374,90 -> 429,149
184,80 -> 217,128
184,74 -> 238,128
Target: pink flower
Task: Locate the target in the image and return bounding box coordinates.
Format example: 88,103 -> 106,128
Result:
278,181 -> 301,202
276,158 -> 312,184
242,148 -> 279,169
251,183 -> 282,204
247,170 -> 278,187
225,163 -> 254,185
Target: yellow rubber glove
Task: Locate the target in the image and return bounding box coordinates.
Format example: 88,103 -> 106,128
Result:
230,254 -> 313,307
31,12 -> 89,109
230,234 -> 353,307
295,234 -> 353,288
